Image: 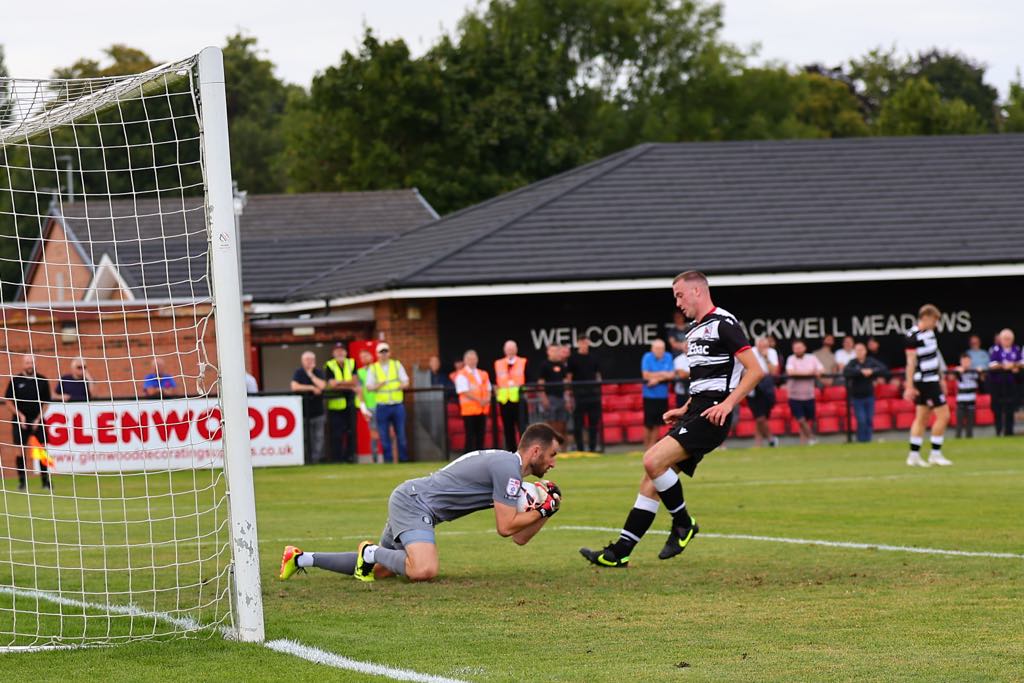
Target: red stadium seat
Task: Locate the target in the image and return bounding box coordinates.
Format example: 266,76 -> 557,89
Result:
824,386 -> 847,402
770,403 -> 791,420
768,418 -> 787,435
814,387 -> 824,401
621,383 -> 643,395
817,402 -> 839,417
875,384 -> 900,399
775,387 -> 789,403
976,408 -> 994,426
603,426 -> 624,445
892,399 -> 916,415
630,394 -> 645,410
449,433 -> 465,452
872,414 -> 892,431
789,419 -> 802,435
817,417 -> 840,434
874,399 -> 890,415
739,405 -> 753,421
976,394 -> 992,409
602,383 -> 621,395
625,426 -> 646,443
735,421 -> 756,438
895,412 -> 915,429
603,412 -> 623,427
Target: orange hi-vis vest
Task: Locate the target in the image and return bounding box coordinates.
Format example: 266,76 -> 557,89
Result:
458,367 -> 492,416
494,356 -> 527,404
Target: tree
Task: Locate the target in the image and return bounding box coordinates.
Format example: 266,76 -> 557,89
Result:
912,50 -> 998,131
222,33 -> 297,194
1003,72 -> 1024,133
848,46 -> 908,122
876,77 -> 985,136
52,45 -> 157,79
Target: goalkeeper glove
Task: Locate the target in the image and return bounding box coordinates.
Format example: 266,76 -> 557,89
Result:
539,479 -> 561,499
534,490 -> 560,518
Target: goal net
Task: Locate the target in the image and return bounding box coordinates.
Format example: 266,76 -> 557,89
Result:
0,48 -> 263,649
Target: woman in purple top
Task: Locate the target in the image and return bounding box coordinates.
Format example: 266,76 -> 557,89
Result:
987,328 -> 1022,436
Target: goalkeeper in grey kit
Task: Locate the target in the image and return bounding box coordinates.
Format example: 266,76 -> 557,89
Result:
280,423 -> 564,582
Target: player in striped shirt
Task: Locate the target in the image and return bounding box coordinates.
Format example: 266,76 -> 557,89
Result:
580,271 -> 764,568
903,304 -> 953,467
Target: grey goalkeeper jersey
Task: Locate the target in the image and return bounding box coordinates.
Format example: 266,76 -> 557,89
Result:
400,449 -> 524,523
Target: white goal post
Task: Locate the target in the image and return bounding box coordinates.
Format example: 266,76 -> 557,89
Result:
0,47 -> 264,648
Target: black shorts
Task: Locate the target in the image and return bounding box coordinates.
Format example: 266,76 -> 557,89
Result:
12,422 -> 44,448
914,382 -> 946,407
666,397 -> 730,477
643,398 -> 669,427
748,392 -> 775,418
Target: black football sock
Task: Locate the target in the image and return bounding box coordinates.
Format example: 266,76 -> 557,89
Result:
609,494 -> 660,557
652,470 -> 691,528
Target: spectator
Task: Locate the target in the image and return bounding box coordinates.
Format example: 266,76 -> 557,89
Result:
291,350 -> 327,464
245,372 -> 259,395
964,334 -> 990,370
640,339 -> 675,451
57,357 -> 92,402
834,335 -> 856,372
3,354 -> 52,490
813,334 -> 838,385
843,342 -> 889,443
749,336 -> 780,448
455,349 -> 491,452
954,353 -> 980,439
866,337 -> 882,360
537,344 -> 570,439
325,343 -> 357,464
447,359 -> 465,404
673,339 -> 690,412
427,355 -> 449,389
142,357 -> 179,398
494,340 -> 527,451
568,338 -> 602,452
786,339 -> 824,445
666,310 -> 689,357
355,349 -> 382,463
366,342 -> 411,462
987,328 -> 1022,436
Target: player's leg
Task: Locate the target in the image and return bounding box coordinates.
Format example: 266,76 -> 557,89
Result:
907,405 -> 930,467
643,436 -> 703,560
580,472 -> 660,567
927,402 -> 952,466
370,534 -> 438,581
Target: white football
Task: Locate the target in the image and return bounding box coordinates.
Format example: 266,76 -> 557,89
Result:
516,481 -> 548,512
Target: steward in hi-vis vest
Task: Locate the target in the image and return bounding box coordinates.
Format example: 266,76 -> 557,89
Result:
494,340 -> 528,451
365,342 -> 410,463
457,350 -> 492,453
325,343 -> 357,463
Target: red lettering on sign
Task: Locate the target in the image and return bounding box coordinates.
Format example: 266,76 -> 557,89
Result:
46,413 -> 69,446
268,406 -> 296,438
122,411 -> 149,443
73,413 -> 93,445
195,408 -> 223,441
96,412 -> 117,444
248,407 -> 264,439
152,410 -> 192,442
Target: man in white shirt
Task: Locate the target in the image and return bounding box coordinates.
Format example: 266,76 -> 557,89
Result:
834,335 -> 856,372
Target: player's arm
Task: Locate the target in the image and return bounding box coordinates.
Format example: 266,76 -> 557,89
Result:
493,502 -> 547,542
701,348 -> 764,426
903,349 -> 918,401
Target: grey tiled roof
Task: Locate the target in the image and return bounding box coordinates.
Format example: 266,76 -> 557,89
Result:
310,134 -> 1024,299
51,190 -> 436,302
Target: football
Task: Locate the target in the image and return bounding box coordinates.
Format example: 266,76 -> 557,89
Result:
516,481 -> 548,512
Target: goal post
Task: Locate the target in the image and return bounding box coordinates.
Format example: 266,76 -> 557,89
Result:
0,47 -> 264,648
197,46 -> 264,645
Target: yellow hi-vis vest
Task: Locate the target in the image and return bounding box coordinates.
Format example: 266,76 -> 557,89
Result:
370,360 -> 404,404
494,356 -> 527,404
325,357 -> 355,410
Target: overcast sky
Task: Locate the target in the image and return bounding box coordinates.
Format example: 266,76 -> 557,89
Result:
3,0 -> 1021,96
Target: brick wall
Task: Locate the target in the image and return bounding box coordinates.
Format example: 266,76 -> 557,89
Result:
373,299 -> 439,372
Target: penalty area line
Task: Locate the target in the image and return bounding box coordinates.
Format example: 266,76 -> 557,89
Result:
556,525 -> 1024,560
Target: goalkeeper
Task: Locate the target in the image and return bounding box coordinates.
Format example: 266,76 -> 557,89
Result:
280,423 -> 564,582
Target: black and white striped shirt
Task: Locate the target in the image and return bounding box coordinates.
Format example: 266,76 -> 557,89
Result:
684,307 -> 751,400
904,325 -> 941,383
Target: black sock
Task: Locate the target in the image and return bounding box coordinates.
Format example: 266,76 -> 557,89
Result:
653,470 -> 691,528
610,496 -> 659,556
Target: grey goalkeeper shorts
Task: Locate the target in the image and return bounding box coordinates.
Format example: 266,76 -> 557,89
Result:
380,483 -> 437,549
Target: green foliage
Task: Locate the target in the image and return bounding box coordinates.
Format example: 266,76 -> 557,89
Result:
913,49 -> 999,130
877,77 -> 985,136
52,45 -> 157,79
1002,72 -> 1024,132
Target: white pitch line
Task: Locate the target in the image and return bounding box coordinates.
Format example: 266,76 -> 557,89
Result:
0,587 -> 472,682
556,525 -> 1024,560
265,639 -> 469,683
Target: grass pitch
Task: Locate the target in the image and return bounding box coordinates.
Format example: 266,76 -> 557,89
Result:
1,438 -> 1022,681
